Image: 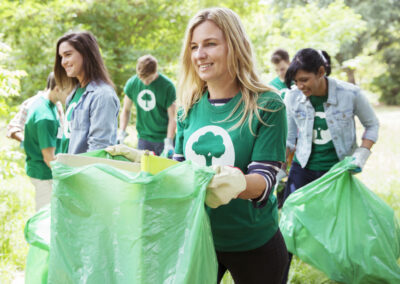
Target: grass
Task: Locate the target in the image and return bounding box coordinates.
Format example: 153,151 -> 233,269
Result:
0,122 -> 34,283
0,105 -> 399,283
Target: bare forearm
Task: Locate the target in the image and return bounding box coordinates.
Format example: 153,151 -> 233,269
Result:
360,139 -> 374,150
120,96 -> 133,131
166,119 -> 176,139
119,110 -> 130,131
237,174 -> 266,200
42,147 -> 56,168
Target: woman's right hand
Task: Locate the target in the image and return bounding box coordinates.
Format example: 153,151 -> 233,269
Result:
206,165 -> 247,208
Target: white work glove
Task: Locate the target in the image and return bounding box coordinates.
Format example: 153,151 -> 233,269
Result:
206,165 -> 247,209
351,147 -> 371,173
105,144 -> 144,163
161,138 -> 174,158
117,129 -> 128,144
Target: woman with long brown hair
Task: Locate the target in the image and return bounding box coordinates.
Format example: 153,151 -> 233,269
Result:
54,31 -> 119,154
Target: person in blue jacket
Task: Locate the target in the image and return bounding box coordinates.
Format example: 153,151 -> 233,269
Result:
54,31 -> 120,154
281,47 -> 379,283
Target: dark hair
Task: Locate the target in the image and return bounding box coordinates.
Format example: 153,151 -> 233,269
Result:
285,48 -> 331,88
271,48 -> 290,64
54,31 -> 114,90
46,72 -> 56,90
136,55 -> 158,79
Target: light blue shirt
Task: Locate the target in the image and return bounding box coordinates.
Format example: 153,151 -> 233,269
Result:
285,77 -> 379,168
66,80 -> 120,154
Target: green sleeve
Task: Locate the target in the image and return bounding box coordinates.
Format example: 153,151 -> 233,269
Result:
36,119 -> 58,150
165,84 -> 176,108
252,97 -> 287,162
123,76 -> 136,101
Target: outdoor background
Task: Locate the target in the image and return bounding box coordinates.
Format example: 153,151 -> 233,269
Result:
0,0 -> 399,283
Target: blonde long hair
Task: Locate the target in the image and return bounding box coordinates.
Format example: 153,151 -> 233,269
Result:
177,7 -> 276,132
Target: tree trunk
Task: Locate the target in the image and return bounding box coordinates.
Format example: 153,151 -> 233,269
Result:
345,67 -> 356,84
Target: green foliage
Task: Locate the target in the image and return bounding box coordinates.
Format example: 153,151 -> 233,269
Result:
0,40 -> 26,117
274,0 -> 400,104
0,0 -> 193,98
247,0 -> 366,76
0,146 -> 25,180
0,0 -> 81,101
373,43 -> 400,105
0,176 -> 34,283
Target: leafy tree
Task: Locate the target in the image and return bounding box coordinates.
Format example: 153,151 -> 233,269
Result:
248,0 -> 366,78
0,40 -> 26,118
273,0 -> 400,105
0,0 -> 81,101
0,0 -> 193,99
0,40 -> 26,179
193,131 -> 225,166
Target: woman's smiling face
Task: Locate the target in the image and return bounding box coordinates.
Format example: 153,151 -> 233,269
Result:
190,20 -> 230,86
59,41 -> 85,84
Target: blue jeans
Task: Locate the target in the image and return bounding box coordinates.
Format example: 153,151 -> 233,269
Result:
283,162 -> 328,202
138,138 -> 164,156
281,162 -> 328,284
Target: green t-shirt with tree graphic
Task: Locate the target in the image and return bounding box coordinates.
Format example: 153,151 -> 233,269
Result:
24,96 -> 61,180
296,95 -> 339,171
175,90 -> 287,251
60,87 -> 86,153
124,73 -> 176,142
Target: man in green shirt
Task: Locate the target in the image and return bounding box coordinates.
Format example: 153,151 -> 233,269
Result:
269,48 -> 291,99
24,72 -> 67,211
118,55 -> 176,156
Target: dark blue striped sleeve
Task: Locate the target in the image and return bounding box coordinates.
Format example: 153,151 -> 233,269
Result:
172,153 -> 185,162
247,161 -> 281,208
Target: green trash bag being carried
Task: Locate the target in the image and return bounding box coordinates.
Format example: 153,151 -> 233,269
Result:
25,150 -> 218,284
280,157 -> 400,284
24,205 -> 51,284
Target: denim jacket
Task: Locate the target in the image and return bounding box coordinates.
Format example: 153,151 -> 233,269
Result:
66,80 -> 120,154
284,77 -> 379,168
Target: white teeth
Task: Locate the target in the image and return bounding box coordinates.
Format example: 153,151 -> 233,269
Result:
199,63 -> 212,70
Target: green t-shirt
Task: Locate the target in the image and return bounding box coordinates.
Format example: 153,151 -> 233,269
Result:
124,73 -> 176,142
24,96 -> 61,180
294,95 -> 339,171
60,87 -> 86,153
269,76 -> 289,99
175,91 -> 287,251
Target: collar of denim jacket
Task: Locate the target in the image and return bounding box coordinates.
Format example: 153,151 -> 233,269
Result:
326,77 -> 338,106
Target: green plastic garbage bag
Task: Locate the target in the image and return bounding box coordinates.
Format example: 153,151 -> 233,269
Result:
49,152 -> 217,284
24,205 -> 50,284
280,157 -> 400,283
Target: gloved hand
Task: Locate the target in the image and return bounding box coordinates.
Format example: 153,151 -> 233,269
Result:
351,147 -> 371,173
206,165 -> 247,209
161,137 -> 174,158
105,144 -> 144,163
117,129 -> 128,144
275,168 -> 287,183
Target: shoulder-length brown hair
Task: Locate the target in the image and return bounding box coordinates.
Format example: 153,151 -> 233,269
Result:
54,31 -> 114,90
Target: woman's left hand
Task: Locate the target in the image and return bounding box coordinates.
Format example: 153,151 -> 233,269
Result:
351,147 -> 371,173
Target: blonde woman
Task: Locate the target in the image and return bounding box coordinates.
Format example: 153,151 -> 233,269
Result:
174,7 -> 288,283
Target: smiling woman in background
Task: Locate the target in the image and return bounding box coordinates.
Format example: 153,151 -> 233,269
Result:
281,47 -> 379,283
54,31 -> 120,154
